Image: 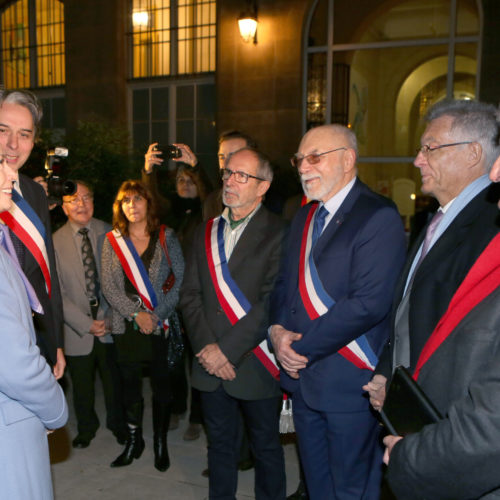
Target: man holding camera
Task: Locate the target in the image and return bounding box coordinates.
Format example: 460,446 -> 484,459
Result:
0,89 -> 65,378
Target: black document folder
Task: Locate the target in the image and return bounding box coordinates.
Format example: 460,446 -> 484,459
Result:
380,365 -> 442,436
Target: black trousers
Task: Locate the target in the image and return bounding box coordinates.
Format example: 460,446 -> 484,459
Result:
66,338 -> 125,437
201,386 -> 286,500
116,334 -> 172,410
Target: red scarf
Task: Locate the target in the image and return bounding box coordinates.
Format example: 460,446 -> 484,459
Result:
414,232 -> 500,380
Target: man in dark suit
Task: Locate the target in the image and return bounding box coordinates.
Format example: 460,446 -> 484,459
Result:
365,100 -> 500,498
53,181 -> 126,449
270,124 -> 406,500
180,147 -> 287,500
0,89 -> 65,378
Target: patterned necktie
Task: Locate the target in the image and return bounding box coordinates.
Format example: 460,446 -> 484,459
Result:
312,205 -> 329,247
79,228 -> 99,301
405,209 -> 445,295
413,210 -> 444,272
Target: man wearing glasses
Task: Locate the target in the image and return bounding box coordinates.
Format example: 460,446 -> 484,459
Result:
364,101 -> 500,498
270,124 -> 406,499
180,147 -> 287,500
53,181 -> 126,449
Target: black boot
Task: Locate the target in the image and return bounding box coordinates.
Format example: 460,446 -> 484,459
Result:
110,400 -> 145,468
153,399 -> 171,472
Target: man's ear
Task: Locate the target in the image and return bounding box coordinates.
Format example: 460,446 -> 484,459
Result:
257,180 -> 271,198
467,141 -> 482,167
343,148 -> 357,173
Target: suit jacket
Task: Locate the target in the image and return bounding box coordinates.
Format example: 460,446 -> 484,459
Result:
179,206 -> 287,400
376,183 -> 500,378
387,284 -> 500,500
53,217 -> 112,357
18,174 -> 64,364
0,245 -> 68,499
271,179 -> 407,412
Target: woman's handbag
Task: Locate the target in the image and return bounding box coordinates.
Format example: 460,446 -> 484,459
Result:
159,225 -> 176,294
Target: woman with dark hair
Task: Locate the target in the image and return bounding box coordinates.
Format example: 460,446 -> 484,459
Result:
101,180 -> 184,472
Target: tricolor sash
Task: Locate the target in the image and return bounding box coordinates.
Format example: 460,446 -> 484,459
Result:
298,203 -> 378,371
106,229 -> 168,330
413,233 -> 500,381
0,190 -> 52,296
205,216 -> 280,379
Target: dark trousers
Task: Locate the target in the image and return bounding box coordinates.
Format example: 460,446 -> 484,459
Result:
116,335 -> 172,410
292,389 -> 383,500
66,338 -> 125,437
201,386 -> 285,500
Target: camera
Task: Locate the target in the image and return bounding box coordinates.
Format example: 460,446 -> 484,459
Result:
152,144 -> 182,160
44,147 -> 76,204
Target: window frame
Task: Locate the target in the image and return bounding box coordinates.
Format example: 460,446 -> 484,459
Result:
301,0 -> 483,164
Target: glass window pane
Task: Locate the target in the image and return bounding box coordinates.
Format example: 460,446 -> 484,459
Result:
152,87 -> 169,121
456,0 -> 479,35
177,85 -> 194,119
133,122 -> 150,151
453,43 -> 477,100
328,46 -> 449,157
1,0 -> 30,88
306,53 -> 327,129
131,0 -> 215,78
151,121 -> 170,147
176,119 -> 194,146
36,0 -> 65,87
196,83 -> 215,120
308,0 -> 328,47
333,0 -> 450,44
133,89 -> 150,122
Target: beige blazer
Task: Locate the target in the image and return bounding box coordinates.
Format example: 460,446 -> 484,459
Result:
53,217 -> 111,356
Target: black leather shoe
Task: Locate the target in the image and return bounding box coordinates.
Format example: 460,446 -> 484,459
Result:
110,427 -> 145,467
286,480 -> 308,500
72,434 -> 93,449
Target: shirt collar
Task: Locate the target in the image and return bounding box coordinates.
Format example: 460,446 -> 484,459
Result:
321,176 -> 356,216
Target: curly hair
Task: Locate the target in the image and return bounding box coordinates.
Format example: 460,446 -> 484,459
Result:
112,180 -> 159,237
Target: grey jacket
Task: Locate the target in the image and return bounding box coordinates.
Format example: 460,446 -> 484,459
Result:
387,285 -> 500,500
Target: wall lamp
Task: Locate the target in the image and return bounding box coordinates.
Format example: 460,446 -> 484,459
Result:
238,0 -> 258,44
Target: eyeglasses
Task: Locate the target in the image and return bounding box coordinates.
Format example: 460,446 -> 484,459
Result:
220,168 -> 266,184
416,141 -> 473,156
290,147 -> 347,168
63,194 -> 93,205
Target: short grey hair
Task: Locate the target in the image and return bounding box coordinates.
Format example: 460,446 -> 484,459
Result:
425,99 -> 499,172
226,147 -> 274,182
0,89 -> 43,138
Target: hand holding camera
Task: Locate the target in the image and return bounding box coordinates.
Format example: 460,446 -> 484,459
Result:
144,142 -> 198,173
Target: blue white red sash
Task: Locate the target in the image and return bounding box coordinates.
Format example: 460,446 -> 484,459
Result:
0,190 -> 52,297
106,229 -> 168,330
205,216 -> 280,379
298,203 -> 378,371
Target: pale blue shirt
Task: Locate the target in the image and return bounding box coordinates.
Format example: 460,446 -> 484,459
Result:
404,174 -> 492,294
319,177 -> 356,233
